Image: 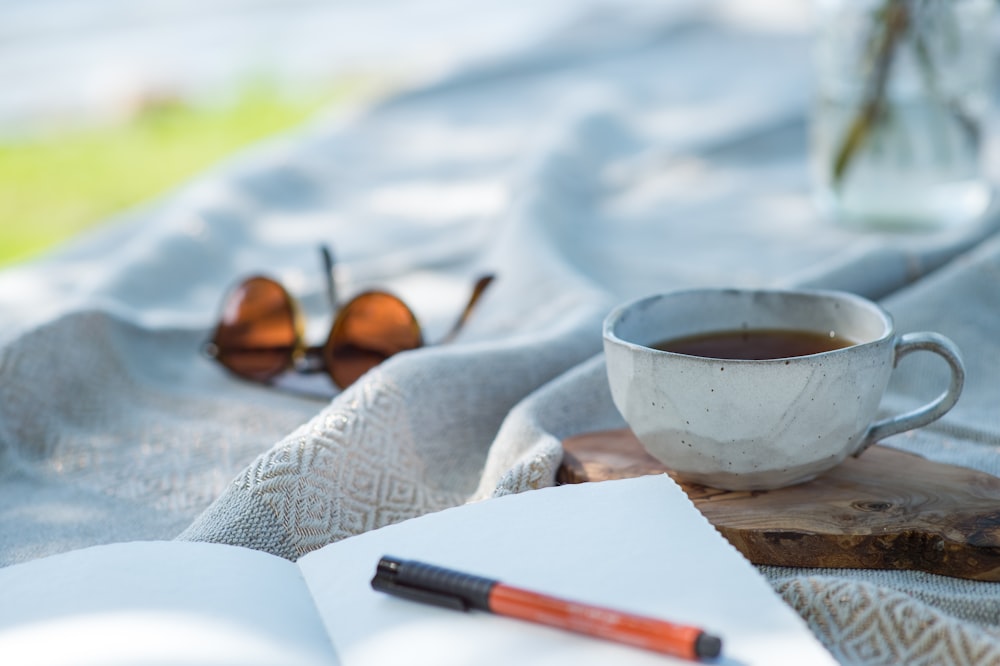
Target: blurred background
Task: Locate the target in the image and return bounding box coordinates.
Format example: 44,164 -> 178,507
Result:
0,0 -> 619,267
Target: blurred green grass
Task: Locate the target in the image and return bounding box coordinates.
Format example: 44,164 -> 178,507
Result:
0,80 -> 362,267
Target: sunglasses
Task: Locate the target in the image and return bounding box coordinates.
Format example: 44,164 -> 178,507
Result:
205,247 -> 495,389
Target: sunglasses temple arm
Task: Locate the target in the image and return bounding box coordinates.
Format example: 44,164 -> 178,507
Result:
439,274 -> 495,345
320,245 -> 339,311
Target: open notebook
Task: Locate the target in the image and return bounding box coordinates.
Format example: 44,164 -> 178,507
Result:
0,475 -> 835,665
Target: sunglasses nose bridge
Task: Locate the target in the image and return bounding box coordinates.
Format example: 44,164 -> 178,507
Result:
292,346 -> 327,374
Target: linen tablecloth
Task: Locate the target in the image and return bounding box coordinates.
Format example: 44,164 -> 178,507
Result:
2,2 -> 1000,664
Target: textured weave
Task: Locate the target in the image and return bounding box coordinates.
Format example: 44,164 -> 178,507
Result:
2,3 -> 1000,664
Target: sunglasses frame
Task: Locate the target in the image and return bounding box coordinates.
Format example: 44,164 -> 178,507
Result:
205,247 -> 494,390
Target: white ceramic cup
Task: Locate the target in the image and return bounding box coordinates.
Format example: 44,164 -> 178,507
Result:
603,288 -> 965,490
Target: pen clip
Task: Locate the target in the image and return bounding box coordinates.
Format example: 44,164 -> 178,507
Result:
371,563 -> 470,612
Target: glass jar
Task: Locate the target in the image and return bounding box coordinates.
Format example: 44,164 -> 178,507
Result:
811,0 -> 994,230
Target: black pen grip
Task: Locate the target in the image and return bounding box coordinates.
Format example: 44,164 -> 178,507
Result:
381,557 -> 496,611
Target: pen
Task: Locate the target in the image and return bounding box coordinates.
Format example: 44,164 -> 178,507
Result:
370,555 -> 722,661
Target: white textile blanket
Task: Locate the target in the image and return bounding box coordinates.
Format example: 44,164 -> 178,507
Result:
2,3 -> 1000,665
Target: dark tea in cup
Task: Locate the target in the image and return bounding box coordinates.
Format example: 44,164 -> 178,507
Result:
652,328 -> 856,360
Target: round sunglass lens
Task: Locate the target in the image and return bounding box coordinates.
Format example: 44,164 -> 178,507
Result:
209,277 -> 299,382
324,292 -> 422,389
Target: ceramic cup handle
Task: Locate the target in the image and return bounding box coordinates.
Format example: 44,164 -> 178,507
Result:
853,332 -> 965,457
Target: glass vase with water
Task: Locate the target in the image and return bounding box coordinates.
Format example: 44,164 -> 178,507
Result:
811,0 -> 994,230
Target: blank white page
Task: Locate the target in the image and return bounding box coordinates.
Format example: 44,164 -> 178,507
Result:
0,540 -> 338,666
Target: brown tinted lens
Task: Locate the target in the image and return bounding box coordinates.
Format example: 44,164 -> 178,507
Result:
324,291 -> 422,389
209,276 -> 299,382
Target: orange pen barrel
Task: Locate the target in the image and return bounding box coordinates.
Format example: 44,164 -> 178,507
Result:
488,583 -> 714,660
371,556 -> 721,661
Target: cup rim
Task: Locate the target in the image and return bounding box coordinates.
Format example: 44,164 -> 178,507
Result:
603,287 -> 894,362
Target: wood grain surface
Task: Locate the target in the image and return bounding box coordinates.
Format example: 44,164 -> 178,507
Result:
559,428 -> 1000,581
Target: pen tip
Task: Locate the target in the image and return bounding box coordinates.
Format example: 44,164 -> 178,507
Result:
695,632 -> 722,660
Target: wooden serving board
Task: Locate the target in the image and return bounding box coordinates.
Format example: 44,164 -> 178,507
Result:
558,429 -> 1000,581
